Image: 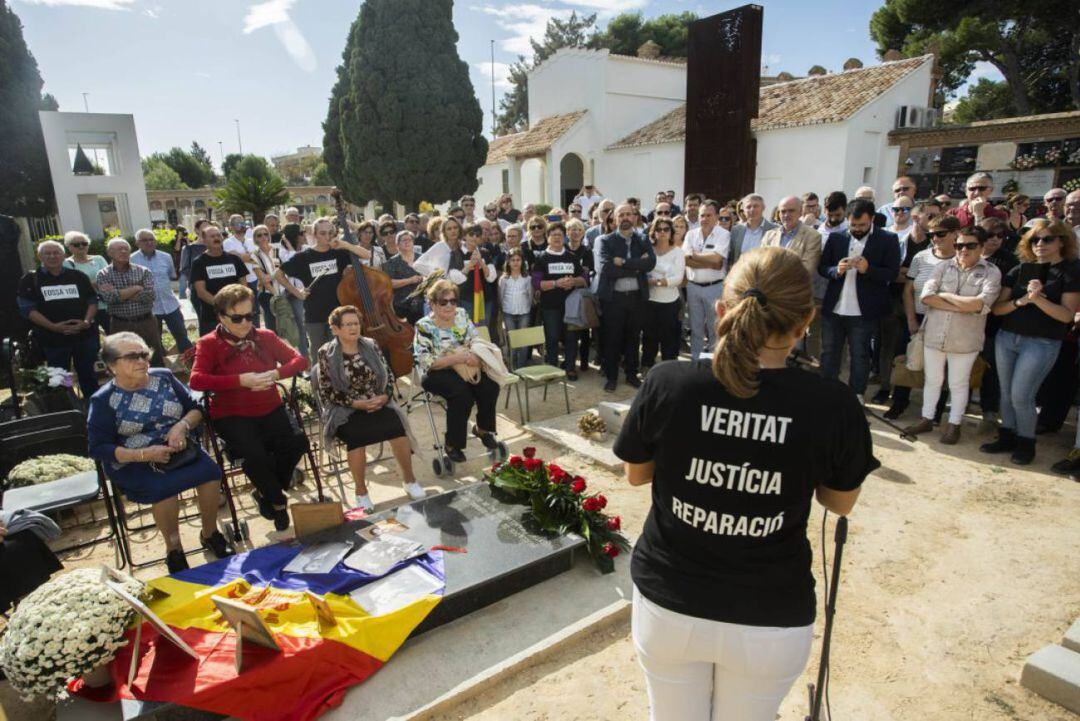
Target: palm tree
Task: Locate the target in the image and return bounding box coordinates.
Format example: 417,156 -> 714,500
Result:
213,174 -> 291,223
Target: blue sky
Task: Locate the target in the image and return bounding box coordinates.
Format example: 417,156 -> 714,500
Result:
12,0 -> 994,166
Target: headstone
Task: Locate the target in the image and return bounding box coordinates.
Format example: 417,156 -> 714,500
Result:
684,5 -> 763,203
1021,644 -> 1080,714
597,401 -> 631,434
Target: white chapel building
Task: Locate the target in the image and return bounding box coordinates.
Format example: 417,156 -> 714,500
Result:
475,47 -> 937,210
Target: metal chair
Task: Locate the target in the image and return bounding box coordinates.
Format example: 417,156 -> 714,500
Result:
505,326 -> 571,422
0,411 -> 126,566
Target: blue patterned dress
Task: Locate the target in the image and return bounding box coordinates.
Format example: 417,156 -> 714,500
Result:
88,368 -> 220,504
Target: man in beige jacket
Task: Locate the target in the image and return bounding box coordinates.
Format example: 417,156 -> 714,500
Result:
763,195 -> 824,356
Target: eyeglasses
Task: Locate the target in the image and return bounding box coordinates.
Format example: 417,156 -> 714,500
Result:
954,241 -> 980,250
570,209 -> 582,215
69,242 -> 89,248
717,216 -> 733,222
655,211 -> 671,216
118,351 -> 151,362
931,230 -> 953,238
655,227 -> 673,233
223,313 -> 255,323
1033,235 -> 1062,245
433,297 -> 458,307
1046,196 -> 1066,203
894,186 -> 912,192
967,185 -> 989,192
254,232 -> 269,238
890,206 -> 912,213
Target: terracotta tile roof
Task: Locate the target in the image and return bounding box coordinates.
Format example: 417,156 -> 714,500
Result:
607,55 -> 932,150
484,111 -> 587,165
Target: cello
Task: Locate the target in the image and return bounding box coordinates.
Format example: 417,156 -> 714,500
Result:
331,189 -> 415,377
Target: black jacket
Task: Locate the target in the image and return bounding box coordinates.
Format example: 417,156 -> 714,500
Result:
596,230 -> 656,301
818,227 -> 900,321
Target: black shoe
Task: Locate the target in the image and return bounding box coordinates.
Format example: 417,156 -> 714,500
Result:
471,425 -> 498,450
446,447 -> 467,463
566,370 -> 578,381
252,491 -> 274,520
603,380 -> 617,393
200,530 -> 235,559
871,389 -> 891,405
883,403 -> 907,421
166,549 -> 189,574
626,375 -> 642,388
579,360 -> 589,372
980,428 -> 1017,454
273,507 -> 291,532
1051,449 -> 1080,475
1010,437 -> 1036,465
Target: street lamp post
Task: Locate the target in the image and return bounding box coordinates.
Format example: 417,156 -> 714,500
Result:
234,119 -> 243,156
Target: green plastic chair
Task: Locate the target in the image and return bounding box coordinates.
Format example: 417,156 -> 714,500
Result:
506,326 -> 570,422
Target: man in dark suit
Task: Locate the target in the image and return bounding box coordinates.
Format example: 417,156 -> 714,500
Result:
597,203 -> 656,392
817,198 -> 901,399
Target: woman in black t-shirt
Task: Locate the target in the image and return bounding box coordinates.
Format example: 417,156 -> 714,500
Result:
614,245 -> 878,721
982,219 -> 1080,465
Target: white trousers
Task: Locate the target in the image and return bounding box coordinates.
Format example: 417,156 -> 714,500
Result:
922,347 -> 978,425
632,586 -> 813,721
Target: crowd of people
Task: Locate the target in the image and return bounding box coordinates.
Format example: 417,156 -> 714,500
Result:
14,180 -> 1080,573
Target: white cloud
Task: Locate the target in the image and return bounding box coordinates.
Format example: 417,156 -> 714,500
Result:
764,53 -> 781,66
142,4 -> 160,18
968,61 -> 1003,82
476,61 -> 514,90
19,0 -> 136,8
559,0 -> 646,13
474,3 -> 568,55
243,0 -> 316,73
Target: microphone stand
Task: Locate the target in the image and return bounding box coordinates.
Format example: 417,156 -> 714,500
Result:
805,514 -> 848,721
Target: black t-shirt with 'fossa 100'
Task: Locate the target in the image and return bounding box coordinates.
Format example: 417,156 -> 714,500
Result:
614,360 -> 879,628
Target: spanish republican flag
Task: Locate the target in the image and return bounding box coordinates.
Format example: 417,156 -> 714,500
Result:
74,544 -> 444,721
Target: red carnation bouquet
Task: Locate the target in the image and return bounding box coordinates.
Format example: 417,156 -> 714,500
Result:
486,446 -> 629,573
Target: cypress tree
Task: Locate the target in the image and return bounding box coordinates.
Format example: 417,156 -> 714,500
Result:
0,0 -> 55,216
325,0 -> 487,209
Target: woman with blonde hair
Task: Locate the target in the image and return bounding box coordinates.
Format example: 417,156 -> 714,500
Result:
615,245 -> 877,721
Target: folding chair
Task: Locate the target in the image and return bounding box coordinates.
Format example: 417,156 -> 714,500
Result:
0,411 -> 126,566
506,326 -> 571,422
473,324 -> 524,422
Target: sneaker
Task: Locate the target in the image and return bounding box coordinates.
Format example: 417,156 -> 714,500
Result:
402,482 -> 426,500
273,507 -> 290,532
166,549 -> 189,574
252,491 -> 274,520
902,418 -> 934,436
870,389 -> 891,405
446,447 -> 467,464
940,423 -> 961,445
1050,448 -> 1080,475
200,530 -> 235,559
354,494 -> 375,513
603,380 -> 617,393
471,425 -> 498,449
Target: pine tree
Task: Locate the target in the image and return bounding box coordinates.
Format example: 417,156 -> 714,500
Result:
0,0 -> 56,216
324,0 -> 487,209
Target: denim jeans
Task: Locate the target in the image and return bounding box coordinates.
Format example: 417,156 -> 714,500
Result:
287,294 -> 308,357
41,334 -> 100,402
258,291 -> 277,334
995,329 -> 1061,439
503,312 -> 531,369
541,306 -> 578,371
821,313 -> 876,395
178,272 -> 189,299
157,307 -> 192,353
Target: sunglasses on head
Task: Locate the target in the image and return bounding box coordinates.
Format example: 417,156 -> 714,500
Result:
954,241 -> 980,250
118,351 -> 151,362
1033,235 -> 1062,245
433,297 -> 458,307
931,230 -> 953,238
967,185 -> 989,192
223,313 -> 255,323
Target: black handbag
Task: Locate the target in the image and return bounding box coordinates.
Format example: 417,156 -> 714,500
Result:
149,440 -> 199,473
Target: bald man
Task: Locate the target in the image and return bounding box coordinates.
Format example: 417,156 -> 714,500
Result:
763,196 -> 823,355
878,176 -> 917,225
97,237 -> 167,365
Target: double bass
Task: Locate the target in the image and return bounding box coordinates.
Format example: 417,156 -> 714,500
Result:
331,189 -> 415,377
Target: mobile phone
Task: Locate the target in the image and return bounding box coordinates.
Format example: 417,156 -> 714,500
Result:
546,213 -> 560,222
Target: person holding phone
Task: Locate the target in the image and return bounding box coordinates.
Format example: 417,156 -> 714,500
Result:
983,219 -> 1080,464
616,246 -> 877,721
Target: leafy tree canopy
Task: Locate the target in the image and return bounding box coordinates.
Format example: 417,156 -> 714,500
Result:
588,11 -> 697,57
213,174 -> 290,223
221,153 -> 243,180
142,156 -> 187,191
311,161 -> 333,186
950,78 -> 1016,123
0,0 -> 56,216
157,146 -> 214,189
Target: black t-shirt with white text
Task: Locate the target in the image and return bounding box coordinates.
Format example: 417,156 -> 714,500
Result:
281,247 -> 352,325
17,268 -> 97,345
189,252 -> 249,324
533,248 -> 583,309
614,361 -> 878,627
1001,260 -> 1080,340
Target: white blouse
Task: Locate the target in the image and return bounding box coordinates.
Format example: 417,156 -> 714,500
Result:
498,274 -> 533,315
648,246 -> 686,304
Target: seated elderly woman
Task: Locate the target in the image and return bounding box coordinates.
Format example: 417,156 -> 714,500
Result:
88,332 -> 232,573
189,284 -> 309,532
314,306 -> 425,512
414,279 -> 501,463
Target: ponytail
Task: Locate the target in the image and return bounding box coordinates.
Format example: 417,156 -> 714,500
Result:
710,246 -> 813,398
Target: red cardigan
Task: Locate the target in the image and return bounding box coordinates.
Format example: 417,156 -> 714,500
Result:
189,329 -> 309,419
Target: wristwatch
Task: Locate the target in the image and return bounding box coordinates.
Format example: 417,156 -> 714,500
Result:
1013,298 -> 1023,308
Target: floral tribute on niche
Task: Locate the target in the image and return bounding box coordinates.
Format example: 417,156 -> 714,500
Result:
486,446 -> 629,573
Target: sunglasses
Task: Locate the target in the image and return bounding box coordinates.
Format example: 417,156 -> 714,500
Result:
931,230 -> 953,238
379,229 -> 395,236
118,351 -> 151,362
718,216 -> 733,222
223,313 -> 255,323
954,242 -> 980,250
529,225 -> 544,230
69,242 -> 89,248
254,232 -> 269,238
655,226 -> 673,233
655,211 -> 671,216
570,209 -> 582,214
1033,235 -> 1062,245
1047,196 -> 1066,203
891,206 -> 912,213
433,297 -> 458,307
967,185 -> 989,192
